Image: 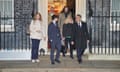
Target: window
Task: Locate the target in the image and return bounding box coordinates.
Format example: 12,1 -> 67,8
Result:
0,0 -> 14,32
111,0 -> 120,22
110,0 -> 120,31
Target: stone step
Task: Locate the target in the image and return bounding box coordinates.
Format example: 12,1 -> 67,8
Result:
0,56 -> 120,72
1,68 -> 120,72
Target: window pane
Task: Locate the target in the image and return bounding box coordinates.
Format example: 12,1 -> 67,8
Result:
112,0 -> 120,10
0,0 -> 14,25
0,0 -> 4,17
111,0 -> 120,24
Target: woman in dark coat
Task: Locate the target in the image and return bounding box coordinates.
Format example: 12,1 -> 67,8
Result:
62,16 -> 74,59
74,14 -> 89,64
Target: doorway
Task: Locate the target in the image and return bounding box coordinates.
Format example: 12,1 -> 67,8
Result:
38,0 -> 86,53
48,0 -> 76,23
67,0 -> 76,18
48,0 -> 76,14
48,0 -> 76,49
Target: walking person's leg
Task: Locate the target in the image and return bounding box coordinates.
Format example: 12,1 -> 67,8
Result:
63,38 -> 68,57
81,48 -> 85,55
31,39 -> 40,62
31,39 -> 36,60
50,42 -> 55,64
35,39 -> 40,62
55,40 -> 61,63
76,47 -> 83,63
77,48 -> 84,64
69,40 -> 74,59
67,38 -> 74,59
76,47 -> 79,58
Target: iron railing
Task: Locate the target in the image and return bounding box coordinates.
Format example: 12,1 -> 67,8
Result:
87,0 -> 120,55
0,14 -> 32,50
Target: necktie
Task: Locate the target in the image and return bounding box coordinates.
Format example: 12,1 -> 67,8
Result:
54,23 -> 56,26
78,23 -> 81,28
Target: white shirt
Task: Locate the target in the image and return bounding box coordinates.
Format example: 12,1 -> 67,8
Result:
30,20 -> 45,40
78,22 -> 82,27
53,20 -> 56,25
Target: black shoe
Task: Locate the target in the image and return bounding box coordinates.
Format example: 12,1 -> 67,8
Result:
78,59 -> 82,64
55,59 -> 61,63
63,54 -> 66,57
51,62 -> 55,65
70,56 -> 74,59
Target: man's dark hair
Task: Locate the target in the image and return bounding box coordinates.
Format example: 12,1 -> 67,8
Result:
52,15 -> 58,20
77,14 -> 82,18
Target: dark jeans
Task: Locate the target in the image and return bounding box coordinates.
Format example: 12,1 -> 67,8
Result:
63,38 -> 73,57
31,39 -> 40,59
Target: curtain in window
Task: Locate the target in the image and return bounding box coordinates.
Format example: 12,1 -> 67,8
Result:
0,0 -> 14,25
111,0 -> 120,23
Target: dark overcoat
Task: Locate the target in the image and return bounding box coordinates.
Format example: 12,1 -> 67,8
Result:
74,22 -> 89,49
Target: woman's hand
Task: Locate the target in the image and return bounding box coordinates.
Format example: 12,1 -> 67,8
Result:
87,40 -> 90,43
71,41 -> 74,45
43,37 -> 46,41
36,30 -> 41,33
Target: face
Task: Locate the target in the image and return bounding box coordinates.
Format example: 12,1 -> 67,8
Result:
55,18 -> 58,22
50,7 -> 54,12
68,17 -> 73,23
70,18 -> 73,23
75,16 -> 81,22
64,7 -> 68,13
35,14 -> 40,20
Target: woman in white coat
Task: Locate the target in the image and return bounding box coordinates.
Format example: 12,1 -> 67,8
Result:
30,12 -> 45,63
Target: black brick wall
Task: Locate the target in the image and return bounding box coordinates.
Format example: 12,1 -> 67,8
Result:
1,0 -> 38,50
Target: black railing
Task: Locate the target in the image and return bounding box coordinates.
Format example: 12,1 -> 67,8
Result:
0,0 -> 38,51
87,0 -> 120,55
89,16 -> 120,54
0,15 -> 32,50
87,0 -> 120,54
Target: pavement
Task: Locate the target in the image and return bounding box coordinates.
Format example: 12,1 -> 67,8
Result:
0,55 -> 120,72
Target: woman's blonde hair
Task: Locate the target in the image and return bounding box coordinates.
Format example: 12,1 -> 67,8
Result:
64,16 -> 73,24
33,12 -> 42,21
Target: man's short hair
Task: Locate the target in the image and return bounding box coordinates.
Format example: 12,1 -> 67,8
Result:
52,15 -> 58,20
77,14 -> 82,18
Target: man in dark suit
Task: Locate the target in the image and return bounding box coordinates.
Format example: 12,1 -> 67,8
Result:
48,15 -> 61,65
74,14 -> 89,64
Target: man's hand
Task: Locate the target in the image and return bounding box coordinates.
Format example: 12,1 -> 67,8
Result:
62,37 -> 65,40
87,40 -> 90,43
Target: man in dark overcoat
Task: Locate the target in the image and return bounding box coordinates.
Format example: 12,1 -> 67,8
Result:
74,14 -> 89,64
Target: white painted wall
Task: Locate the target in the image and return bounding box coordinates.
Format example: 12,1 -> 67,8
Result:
76,0 -> 86,21
38,0 -> 48,54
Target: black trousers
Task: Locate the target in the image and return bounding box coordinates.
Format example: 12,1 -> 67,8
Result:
31,39 -> 40,59
77,48 -> 85,60
63,38 -> 73,57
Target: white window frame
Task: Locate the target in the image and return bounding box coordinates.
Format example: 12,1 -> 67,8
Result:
0,0 -> 14,32
110,0 -> 120,31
